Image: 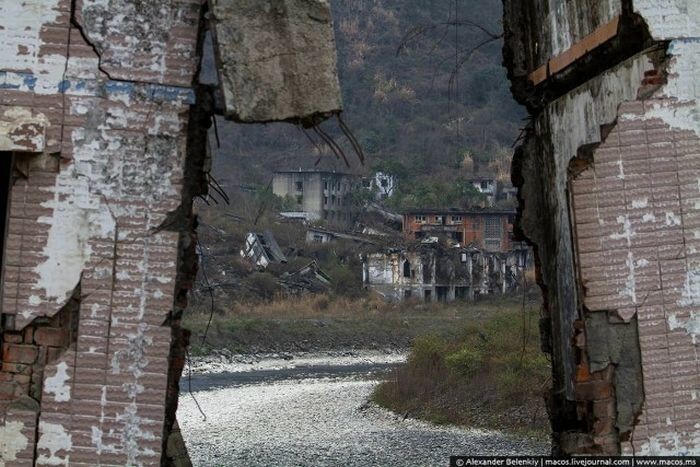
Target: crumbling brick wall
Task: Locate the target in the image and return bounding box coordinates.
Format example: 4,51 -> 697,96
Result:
0,0 -> 343,464
504,0 -> 700,456
0,1 -> 205,465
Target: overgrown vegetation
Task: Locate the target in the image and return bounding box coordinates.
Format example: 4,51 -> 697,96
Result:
385,176 -> 486,210
372,304 -> 550,435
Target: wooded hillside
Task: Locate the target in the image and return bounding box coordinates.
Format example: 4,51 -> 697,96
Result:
211,0 -> 523,204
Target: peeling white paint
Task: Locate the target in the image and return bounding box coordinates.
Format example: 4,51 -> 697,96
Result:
635,0 -> 700,40
669,310 -> 700,344
35,204 -> 91,304
610,215 -> 634,246
637,429 -> 700,456
0,0 -> 67,95
116,270 -> 133,281
0,107 -> 48,151
44,362 -> 71,402
37,421 -> 72,466
631,198 -> 648,208
117,403 -> 157,466
679,268 -> 700,308
0,420 -> 29,462
623,251 -> 637,303
616,160 -> 625,180
665,212 -> 682,227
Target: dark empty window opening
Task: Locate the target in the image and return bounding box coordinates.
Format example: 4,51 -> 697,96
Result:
423,289 -> 432,302
403,260 -> 411,278
455,287 -> 469,300
295,181 -> 303,192
436,286 -> 449,303
0,153 -> 13,299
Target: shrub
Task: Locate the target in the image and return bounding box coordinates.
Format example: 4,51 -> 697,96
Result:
408,334 -> 450,367
373,306 -> 550,434
242,272 -> 281,300
445,346 -> 484,376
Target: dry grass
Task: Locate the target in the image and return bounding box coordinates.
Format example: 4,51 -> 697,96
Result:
222,293 -> 472,319
183,294 -> 534,355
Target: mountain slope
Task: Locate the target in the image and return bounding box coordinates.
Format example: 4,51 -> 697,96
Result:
211,0 -> 523,193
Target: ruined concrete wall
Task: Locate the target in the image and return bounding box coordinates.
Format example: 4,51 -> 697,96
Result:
0,1 -> 203,465
364,248 -> 530,302
504,0 -> 700,456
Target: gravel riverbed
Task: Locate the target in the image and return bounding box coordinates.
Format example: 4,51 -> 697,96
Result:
178,353 -> 549,466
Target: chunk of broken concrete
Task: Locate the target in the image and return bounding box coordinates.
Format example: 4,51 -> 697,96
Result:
210,0 -> 343,125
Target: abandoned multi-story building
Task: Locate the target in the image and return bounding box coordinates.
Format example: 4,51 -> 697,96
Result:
0,0 -> 342,465
272,170 -> 358,223
505,0 -> 700,456
363,245 -> 531,303
403,209 -> 516,251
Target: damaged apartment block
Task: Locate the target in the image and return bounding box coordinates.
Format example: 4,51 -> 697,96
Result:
0,0 -> 342,465
504,0 -> 700,456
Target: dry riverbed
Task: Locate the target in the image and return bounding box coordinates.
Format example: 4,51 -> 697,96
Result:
178,352 -> 549,466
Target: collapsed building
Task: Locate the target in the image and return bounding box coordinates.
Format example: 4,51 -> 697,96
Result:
0,0 -> 342,465
240,232 -> 287,270
366,208 -> 531,302
504,0 -> 700,456
363,244 -> 532,302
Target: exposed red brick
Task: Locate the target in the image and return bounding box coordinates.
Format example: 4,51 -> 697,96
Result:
4,333 -> 23,344
2,344 -> 38,364
34,327 -> 68,348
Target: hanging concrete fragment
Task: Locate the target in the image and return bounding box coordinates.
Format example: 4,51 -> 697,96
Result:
209,0 -> 343,124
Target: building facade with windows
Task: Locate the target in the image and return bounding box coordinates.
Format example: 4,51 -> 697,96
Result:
363,245 -> 531,302
402,209 -> 516,252
272,170 -> 358,223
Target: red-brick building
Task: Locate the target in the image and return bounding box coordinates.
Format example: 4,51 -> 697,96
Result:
402,209 -> 516,252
